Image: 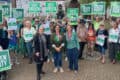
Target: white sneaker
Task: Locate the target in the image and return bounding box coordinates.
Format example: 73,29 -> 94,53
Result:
52,58 -> 54,62
47,59 -> 50,63
53,68 -> 58,73
65,57 -> 68,61
60,68 -> 64,73
74,70 -> 78,74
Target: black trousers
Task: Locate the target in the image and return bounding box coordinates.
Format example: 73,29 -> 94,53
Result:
36,62 -> 44,80
79,42 -> 86,59
109,43 -> 119,61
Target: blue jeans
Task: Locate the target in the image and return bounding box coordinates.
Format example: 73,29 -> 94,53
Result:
98,46 -> 105,55
25,41 -> 33,59
53,52 -> 62,68
67,48 -> 79,71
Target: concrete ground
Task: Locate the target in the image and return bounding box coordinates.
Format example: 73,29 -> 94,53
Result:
8,54 -> 120,80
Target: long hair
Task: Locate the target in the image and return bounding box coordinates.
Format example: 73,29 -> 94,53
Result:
88,22 -> 95,32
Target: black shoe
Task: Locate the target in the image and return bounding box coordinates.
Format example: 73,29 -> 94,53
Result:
79,57 -> 84,60
37,75 -> 41,80
29,58 -> 33,64
41,71 -> 45,75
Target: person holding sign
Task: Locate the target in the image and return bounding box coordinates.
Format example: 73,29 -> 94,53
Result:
96,23 -> 108,64
22,20 -> 36,64
51,25 -> 65,73
109,22 -> 119,64
93,17 -> 103,31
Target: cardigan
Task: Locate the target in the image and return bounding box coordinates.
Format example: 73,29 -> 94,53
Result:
66,32 -> 79,50
51,33 -> 65,53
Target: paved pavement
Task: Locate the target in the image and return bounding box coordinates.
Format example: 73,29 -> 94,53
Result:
8,54 -> 120,80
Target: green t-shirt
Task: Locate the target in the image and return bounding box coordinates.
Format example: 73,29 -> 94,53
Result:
93,21 -> 101,31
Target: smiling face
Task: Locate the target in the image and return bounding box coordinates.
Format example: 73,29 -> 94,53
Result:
39,27 -> 44,34
113,22 -> 118,29
67,25 -> 72,32
55,25 -> 60,33
25,21 -> 31,28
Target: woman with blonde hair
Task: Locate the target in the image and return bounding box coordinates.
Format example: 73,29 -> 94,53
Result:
22,20 -> 36,64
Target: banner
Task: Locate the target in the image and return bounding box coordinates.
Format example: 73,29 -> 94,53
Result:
67,8 -> 79,25
110,2 -> 120,17
96,35 -> 105,46
45,2 -> 57,13
109,33 -> 119,43
0,4 -> 11,18
0,9 -> 2,24
12,8 -> 24,21
92,2 -> 106,15
0,50 -> 11,72
80,4 -> 91,15
7,18 -> 17,30
29,1 -> 41,13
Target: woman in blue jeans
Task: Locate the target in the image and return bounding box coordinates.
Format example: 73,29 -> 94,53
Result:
66,25 -> 79,73
96,23 -> 108,64
51,25 -> 65,73
22,20 -> 36,64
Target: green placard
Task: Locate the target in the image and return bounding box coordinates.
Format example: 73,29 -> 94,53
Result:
67,8 -> 79,25
8,18 -> 17,30
92,2 -> 106,15
0,4 -> 11,18
0,50 -> 11,72
110,2 -> 120,17
96,36 -> 105,46
29,1 -> 41,13
45,2 -> 57,13
0,9 -> 2,24
109,33 -> 119,43
12,8 -> 24,21
80,4 -> 92,15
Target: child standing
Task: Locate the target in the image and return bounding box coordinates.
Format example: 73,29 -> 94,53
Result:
8,30 -> 19,65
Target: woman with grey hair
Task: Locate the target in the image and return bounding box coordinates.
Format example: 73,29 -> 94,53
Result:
34,26 -> 48,80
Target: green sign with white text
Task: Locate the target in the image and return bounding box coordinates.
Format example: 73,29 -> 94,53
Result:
0,4 -> 11,18
80,4 -> 92,15
45,2 -> 57,13
0,50 -> 11,72
67,8 -> 79,25
110,2 -> 120,17
29,2 -> 41,13
92,2 -> 106,15
12,8 -> 24,21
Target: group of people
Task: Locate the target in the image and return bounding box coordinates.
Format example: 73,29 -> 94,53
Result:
0,15 -> 120,80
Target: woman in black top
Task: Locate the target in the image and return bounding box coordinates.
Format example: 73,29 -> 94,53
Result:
34,27 -> 48,80
96,23 -> 108,64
